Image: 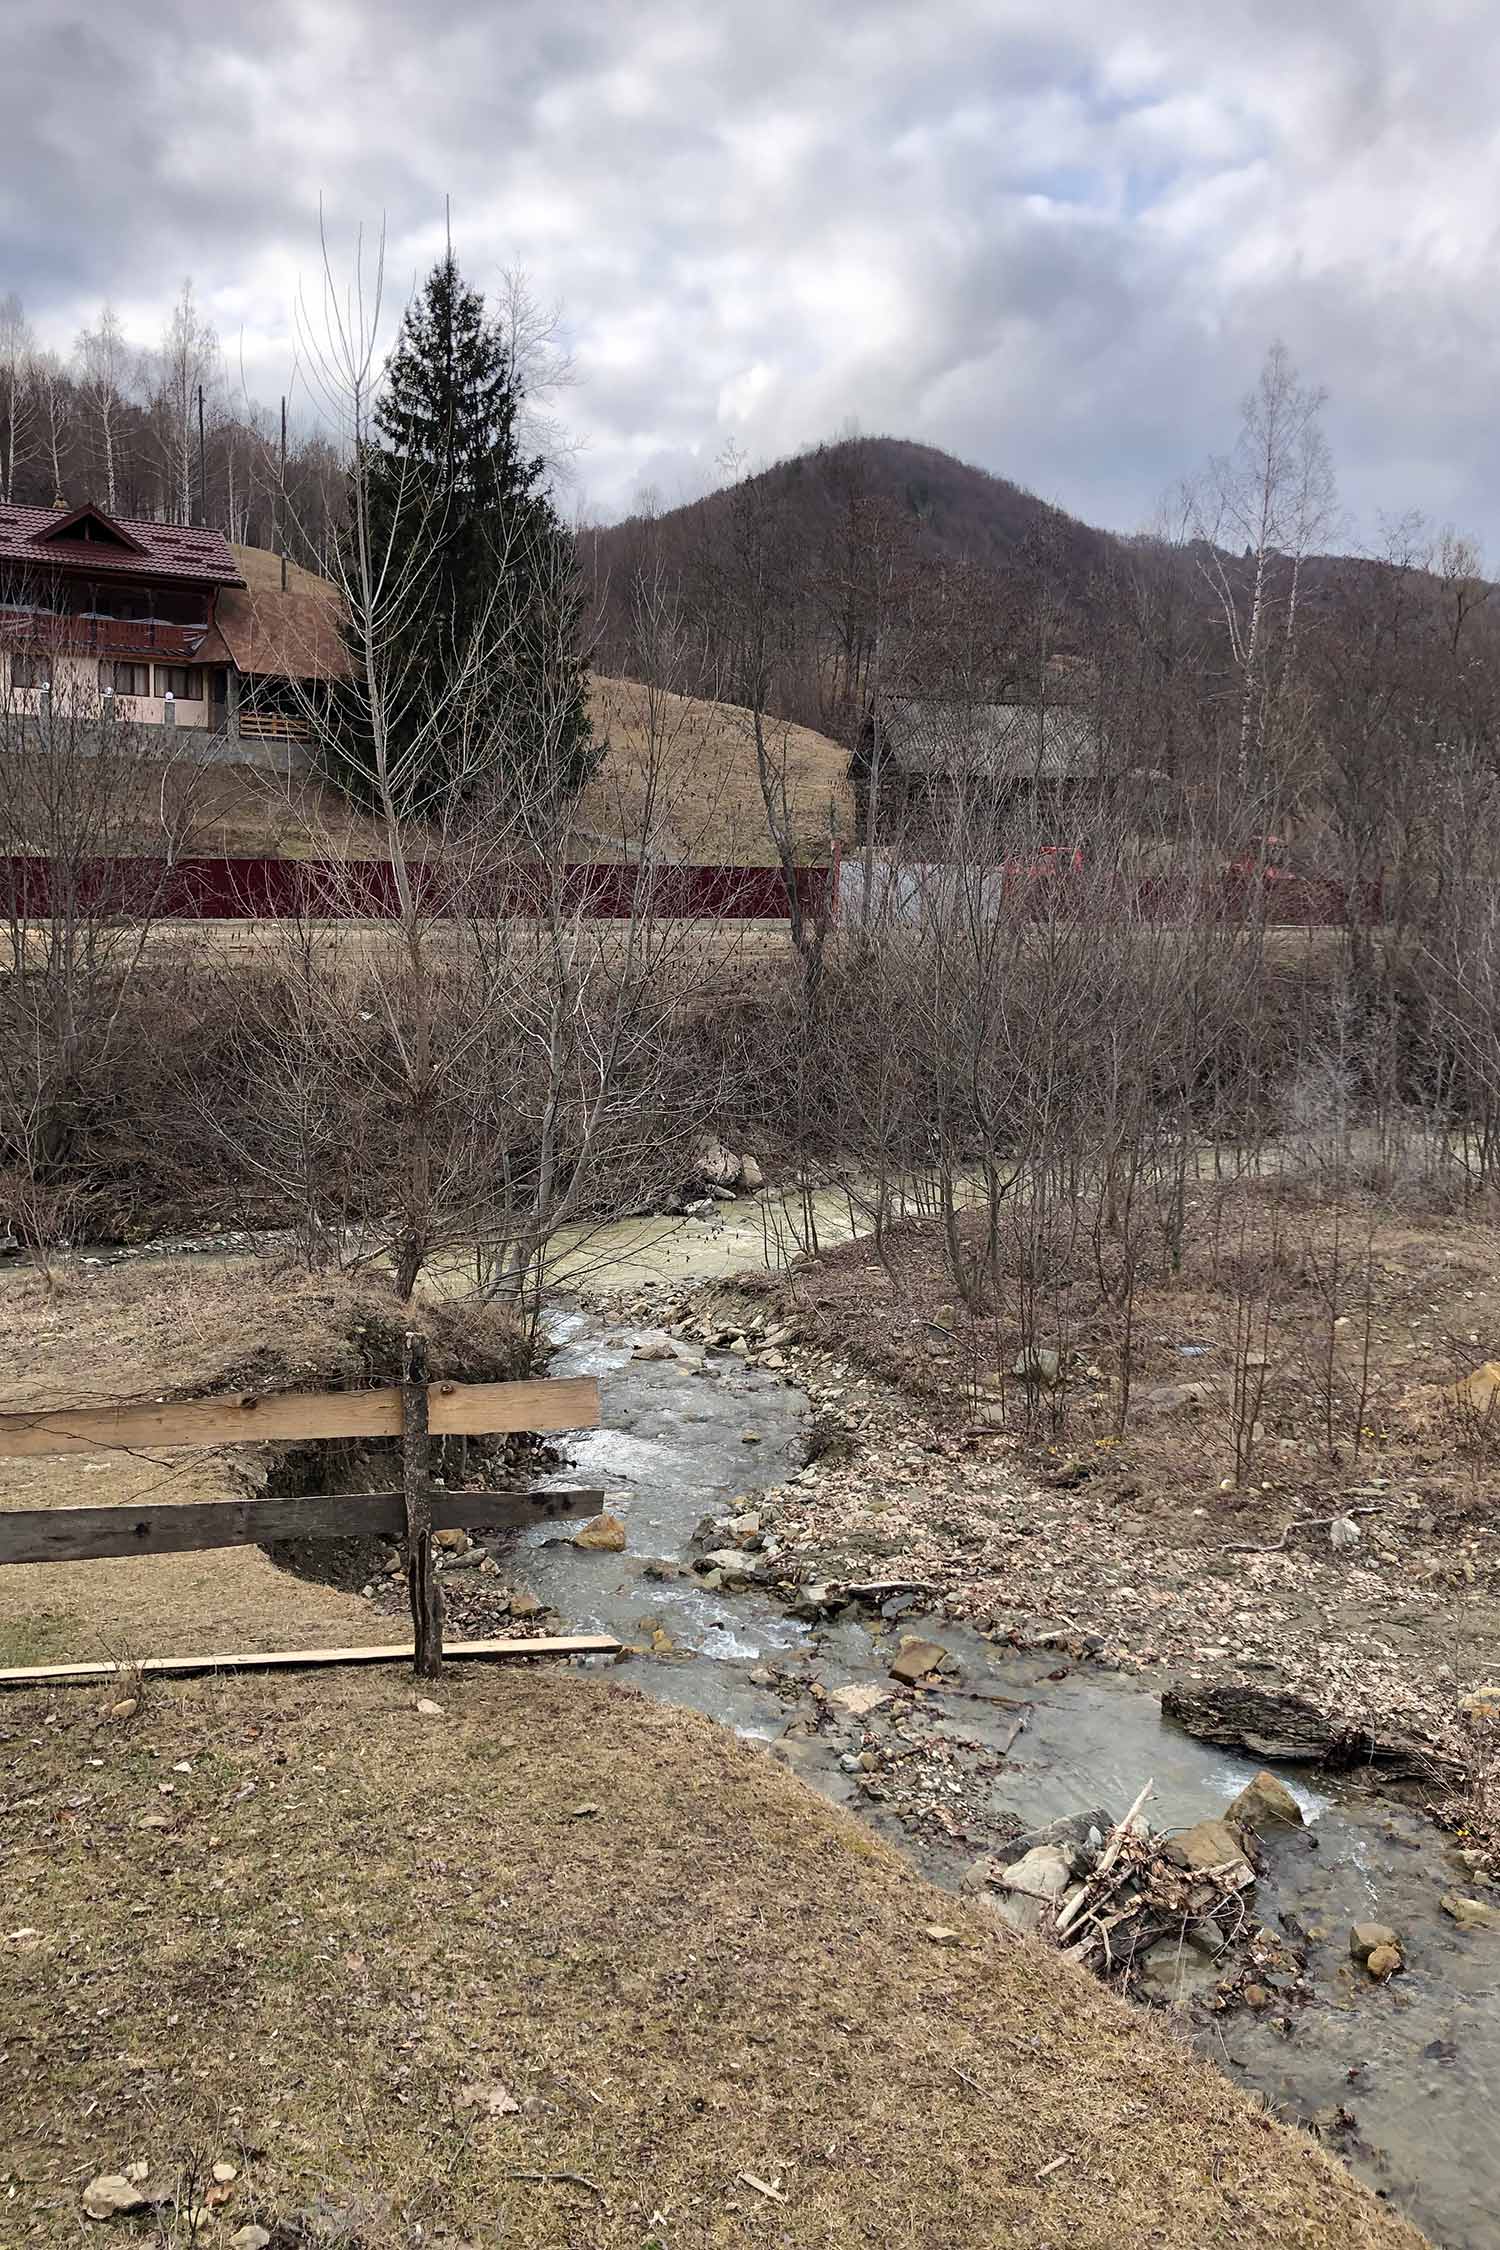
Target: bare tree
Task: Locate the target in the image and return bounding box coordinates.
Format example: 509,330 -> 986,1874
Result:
1195,341 -> 1337,801
0,667 -> 202,1271
152,278 -> 219,524
0,292 -> 35,506
74,305 -> 132,515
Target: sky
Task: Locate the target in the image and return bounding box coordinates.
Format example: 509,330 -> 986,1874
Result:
5,0 -> 1499,549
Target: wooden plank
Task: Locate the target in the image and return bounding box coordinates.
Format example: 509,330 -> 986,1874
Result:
0,1488 -> 605,1566
427,1377 -> 599,1440
0,1375 -> 600,1459
0,1634 -> 619,1688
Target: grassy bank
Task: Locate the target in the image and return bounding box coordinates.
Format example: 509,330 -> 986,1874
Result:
2,1664 -> 1424,2250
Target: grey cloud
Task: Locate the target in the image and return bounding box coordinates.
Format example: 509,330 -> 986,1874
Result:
6,0 -> 1500,551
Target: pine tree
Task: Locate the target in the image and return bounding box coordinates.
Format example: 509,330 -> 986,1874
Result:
334,249 -> 591,816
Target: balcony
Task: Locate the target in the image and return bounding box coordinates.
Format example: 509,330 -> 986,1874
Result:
0,611 -> 202,661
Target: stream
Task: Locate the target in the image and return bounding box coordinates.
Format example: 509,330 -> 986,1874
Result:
518,1304 -> 1499,2250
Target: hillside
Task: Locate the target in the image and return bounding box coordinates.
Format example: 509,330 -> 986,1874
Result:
574,675 -> 852,863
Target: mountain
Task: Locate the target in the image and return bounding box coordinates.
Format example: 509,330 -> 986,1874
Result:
585,435 -> 1123,644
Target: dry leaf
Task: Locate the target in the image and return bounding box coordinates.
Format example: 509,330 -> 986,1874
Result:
457,2081 -> 520,2118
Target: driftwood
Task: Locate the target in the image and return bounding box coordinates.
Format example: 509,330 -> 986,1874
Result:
1162,1680 -> 1460,1778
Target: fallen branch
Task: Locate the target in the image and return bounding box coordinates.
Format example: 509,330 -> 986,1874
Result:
506,2170 -> 608,2209
1056,1778 -> 1153,1937
1223,1503 -> 1388,1556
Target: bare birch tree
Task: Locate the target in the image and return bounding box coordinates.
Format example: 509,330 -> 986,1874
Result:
1195,340 -> 1336,803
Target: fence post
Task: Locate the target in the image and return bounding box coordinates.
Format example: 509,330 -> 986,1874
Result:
402,1332 -> 442,1678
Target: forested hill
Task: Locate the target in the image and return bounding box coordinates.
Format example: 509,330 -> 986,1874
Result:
590,435 -> 1121,589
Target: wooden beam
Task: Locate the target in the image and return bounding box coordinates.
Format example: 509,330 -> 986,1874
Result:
0,1487 -> 606,1566
0,1375 -> 600,1459
0,1634 -> 620,1689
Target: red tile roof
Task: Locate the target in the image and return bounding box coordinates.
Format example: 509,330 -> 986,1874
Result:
0,503 -> 244,587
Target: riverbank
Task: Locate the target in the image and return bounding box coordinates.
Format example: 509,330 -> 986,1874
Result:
0,1253 -> 1429,2250
609,1266 -> 1496,1772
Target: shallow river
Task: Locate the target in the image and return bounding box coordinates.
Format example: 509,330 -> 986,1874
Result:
520,1305 -> 1500,2250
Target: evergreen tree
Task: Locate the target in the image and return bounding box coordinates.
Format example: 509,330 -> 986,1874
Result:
333,249 -> 591,816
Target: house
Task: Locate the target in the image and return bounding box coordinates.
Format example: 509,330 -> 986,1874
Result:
853,691 -> 1108,847
0,500 -> 345,762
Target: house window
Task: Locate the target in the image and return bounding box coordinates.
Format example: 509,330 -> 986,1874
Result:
155,665 -> 202,701
9,652 -> 50,690
104,661 -> 151,696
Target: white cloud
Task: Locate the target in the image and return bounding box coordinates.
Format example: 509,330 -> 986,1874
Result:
7,0 -> 1500,552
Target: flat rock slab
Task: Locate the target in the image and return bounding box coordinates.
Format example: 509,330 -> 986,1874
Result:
1162,1680 -> 1457,1779
889,1637 -> 953,1685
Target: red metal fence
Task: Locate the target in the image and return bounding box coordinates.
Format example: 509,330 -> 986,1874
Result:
0,856 -> 839,923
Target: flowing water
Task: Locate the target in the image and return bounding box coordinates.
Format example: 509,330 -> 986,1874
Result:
522,1305 -> 1500,2250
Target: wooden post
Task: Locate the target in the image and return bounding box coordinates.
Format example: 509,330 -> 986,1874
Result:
402,1332 -> 442,1678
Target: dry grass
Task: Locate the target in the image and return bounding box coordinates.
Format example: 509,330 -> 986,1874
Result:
0,1262 -> 530,1672
574,676 -> 853,865
1,1664 -> 1423,2250
0,1261 -> 529,1412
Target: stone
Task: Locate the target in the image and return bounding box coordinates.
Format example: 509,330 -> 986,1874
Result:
1008,1808 -> 1115,1866
828,1682 -> 890,1719
434,1528 -> 469,1553
727,1511 -> 762,1539
889,1637 -> 952,1685
1459,1683 -> 1500,1723
1136,1944 -> 1222,2009
924,1924 -> 962,1946
212,2163 -> 239,2185
1012,1346 -> 1063,1389
231,2231 -> 272,2250
986,1844 -> 1072,1935
1440,1892 -> 1500,1933
1454,1361 -> 1500,1414
630,1337 -> 678,1361
507,1591 -> 548,1620
108,1698 -> 139,1721
739,1154 -> 765,1191
1228,1771 -> 1305,1834
1166,1818 -> 1252,1877
414,1697 -> 443,1717
698,1548 -> 755,1585
1243,1981 -> 1272,2009
1349,1922 -> 1399,1963
573,1513 -> 627,1553
696,1138 -> 741,1189
1329,1516 -> 1362,1552
83,2176 -> 146,2220
998,1844 -> 1073,1902
1365,1944 -> 1403,1980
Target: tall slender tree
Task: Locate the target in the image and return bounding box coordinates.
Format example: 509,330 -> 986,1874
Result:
339,247 -> 591,815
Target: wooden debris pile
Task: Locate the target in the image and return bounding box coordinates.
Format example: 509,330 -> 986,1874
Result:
1054,1786 -> 1254,1976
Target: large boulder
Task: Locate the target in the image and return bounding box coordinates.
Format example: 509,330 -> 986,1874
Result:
696,1139 -> 742,1190
573,1513 -> 627,1553
987,1843 -> 1073,1935
1228,1770 -> 1305,1834
1165,1818 -> 1253,1877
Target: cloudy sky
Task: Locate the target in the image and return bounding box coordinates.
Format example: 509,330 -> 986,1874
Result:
6,0 -> 1498,547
